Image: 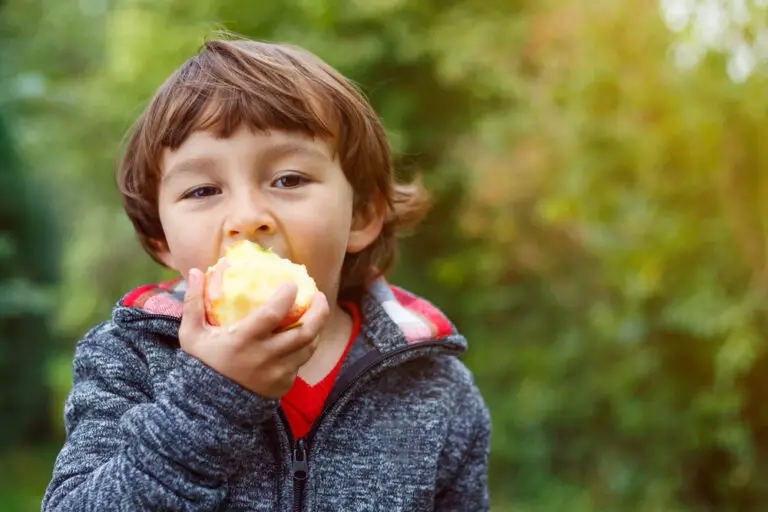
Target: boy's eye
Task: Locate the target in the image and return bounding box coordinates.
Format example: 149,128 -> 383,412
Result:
272,173 -> 307,189
183,186 -> 221,199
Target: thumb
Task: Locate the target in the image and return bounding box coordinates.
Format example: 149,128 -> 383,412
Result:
181,268 -> 206,330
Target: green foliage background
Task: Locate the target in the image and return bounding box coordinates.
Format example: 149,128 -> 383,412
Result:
3,0 -> 768,510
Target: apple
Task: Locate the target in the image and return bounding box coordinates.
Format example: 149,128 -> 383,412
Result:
204,240 -> 317,329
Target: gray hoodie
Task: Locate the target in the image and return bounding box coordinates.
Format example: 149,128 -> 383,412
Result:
42,277 -> 491,511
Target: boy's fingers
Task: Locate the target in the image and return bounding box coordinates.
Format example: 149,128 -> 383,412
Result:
295,292 -> 329,339
181,268 -> 206,332
268,292 -> 329,358
238,282 -> 299,336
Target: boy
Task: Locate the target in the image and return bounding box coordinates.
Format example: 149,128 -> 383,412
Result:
43,35 -> 491,511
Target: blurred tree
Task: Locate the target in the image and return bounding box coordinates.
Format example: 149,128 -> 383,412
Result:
0,104 -> 60,449
429,0 -> 768,509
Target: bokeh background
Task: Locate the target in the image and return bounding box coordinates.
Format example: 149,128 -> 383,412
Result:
3,0 -> 768,510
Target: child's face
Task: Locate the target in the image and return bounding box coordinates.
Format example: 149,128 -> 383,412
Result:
154,126 -> 382,303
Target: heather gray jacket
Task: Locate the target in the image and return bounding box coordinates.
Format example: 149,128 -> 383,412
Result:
43,278 -> 491,511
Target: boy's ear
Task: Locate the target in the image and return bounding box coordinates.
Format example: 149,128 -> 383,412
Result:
347,193 -> 387,254
149,238 -> 177,270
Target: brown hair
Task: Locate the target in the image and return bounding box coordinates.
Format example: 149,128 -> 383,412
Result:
118,35 -> 430,295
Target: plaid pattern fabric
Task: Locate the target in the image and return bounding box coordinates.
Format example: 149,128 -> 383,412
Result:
369,279 -> 454,344
122,275 -> 453,343
122,278 -> 186,319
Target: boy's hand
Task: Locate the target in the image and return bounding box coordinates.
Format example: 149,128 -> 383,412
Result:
178,268 -> 329,399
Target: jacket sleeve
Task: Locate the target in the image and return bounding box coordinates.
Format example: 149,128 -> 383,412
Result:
42,322 -> 279,511
434,367 -> 492,511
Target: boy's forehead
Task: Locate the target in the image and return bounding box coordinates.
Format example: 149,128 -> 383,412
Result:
159,127 -> 336,176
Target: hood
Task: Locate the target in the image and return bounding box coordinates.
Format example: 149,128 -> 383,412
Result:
112,276 -> 467,355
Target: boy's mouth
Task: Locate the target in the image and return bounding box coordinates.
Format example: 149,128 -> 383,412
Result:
220,242 -> 289,263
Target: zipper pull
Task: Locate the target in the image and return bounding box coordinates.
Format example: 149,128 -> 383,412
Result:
292,437 -> 308,481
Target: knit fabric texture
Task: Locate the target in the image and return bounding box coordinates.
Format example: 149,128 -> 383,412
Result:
43,277 -> 491,511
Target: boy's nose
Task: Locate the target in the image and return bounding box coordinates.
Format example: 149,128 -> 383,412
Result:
224,199 -> 276,242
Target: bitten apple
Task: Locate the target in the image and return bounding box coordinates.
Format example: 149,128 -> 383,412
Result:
203,240 -> 318,329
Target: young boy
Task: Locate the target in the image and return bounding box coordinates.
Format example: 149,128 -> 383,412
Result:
43,36 -> 491,511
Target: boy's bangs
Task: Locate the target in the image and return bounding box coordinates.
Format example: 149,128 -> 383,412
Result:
158,87 -> 338,152
157,61 -> 338,151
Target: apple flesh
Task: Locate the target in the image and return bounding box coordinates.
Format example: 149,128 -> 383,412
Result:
203,241 -> 317,329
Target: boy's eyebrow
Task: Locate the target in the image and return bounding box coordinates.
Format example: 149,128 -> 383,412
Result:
162,156 -> 218,182
260,140 -> 331,163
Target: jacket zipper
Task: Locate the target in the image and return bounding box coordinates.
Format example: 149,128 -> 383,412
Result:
292,437 -> 308,512
282,341 -> 463,512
